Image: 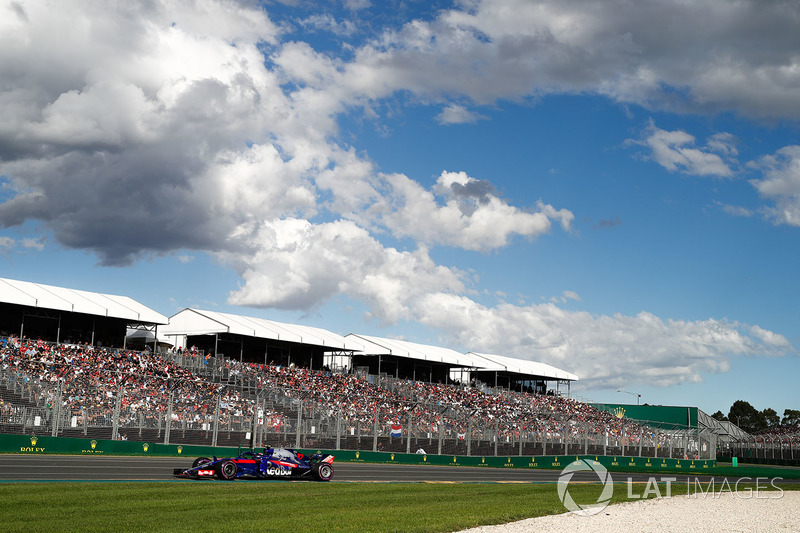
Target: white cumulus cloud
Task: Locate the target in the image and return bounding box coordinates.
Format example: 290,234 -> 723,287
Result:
223,218 -> 465,324
435,104 -> 487,125
750,146 -> 800,227
637,123 -> 736,177
370,171 -> 573,251
320,0 -> 800,118
412,293 -> 790,388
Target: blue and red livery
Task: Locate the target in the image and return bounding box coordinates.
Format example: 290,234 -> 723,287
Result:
173,447 -> 334,481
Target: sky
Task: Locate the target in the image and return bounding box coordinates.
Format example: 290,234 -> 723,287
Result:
1,0 -> 798,418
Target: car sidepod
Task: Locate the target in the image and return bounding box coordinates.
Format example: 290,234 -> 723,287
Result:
261,461 -> 294,478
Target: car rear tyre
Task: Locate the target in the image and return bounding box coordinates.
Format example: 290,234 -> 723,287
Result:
311,462 -> 333,482
217,460 -> 238,480
192,457 -> 212,468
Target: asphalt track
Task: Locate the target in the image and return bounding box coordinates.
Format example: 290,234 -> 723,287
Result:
0,455 -> 798,485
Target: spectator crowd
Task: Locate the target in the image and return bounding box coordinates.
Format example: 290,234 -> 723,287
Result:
1,335 -> 659,449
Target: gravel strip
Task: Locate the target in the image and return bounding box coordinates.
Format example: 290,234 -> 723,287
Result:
457,492 -> 800,533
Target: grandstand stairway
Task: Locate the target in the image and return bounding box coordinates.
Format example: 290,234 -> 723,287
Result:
0,384 -> 42,411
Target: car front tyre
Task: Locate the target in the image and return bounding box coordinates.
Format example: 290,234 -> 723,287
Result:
192,457 -> 212,468
217,460 -> 238,480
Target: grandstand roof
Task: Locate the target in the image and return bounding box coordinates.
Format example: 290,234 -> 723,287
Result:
0,277 -> 168,324
346,334 -> 471,367
345,335 -> 577,380
698,412 -> 751,442
160,308 -> 363,351
467,352 -> 579,381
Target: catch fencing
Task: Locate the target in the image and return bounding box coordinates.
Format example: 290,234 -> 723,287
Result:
0,361 -> 714,460
719,435 -> 799,462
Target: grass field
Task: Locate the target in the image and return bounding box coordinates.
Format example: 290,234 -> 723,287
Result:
0,478 -> 797,533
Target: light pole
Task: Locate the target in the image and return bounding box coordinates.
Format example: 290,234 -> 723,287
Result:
617,389 -> 641,405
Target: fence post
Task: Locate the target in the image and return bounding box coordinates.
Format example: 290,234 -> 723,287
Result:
437,420 -> 443,455
164,390 -> 173,445
111,384 -> 122,441
336,406 -> 342,451
295,400 -> 303,449
603,426 -> 607,456
466,416 -> 472,457
638,427 -> 643,457
493,420 -> 498,457
372,406 -> 378,452
712,432 -> 717,461
51,380 -> 63,437
584,422 -> 589,455
406,408 -> 413,455
212,394 -> 220,448
250,400 -> 260,449
518,428 -> 523,456
543,428 -> 548,456
682,430 -> 688,459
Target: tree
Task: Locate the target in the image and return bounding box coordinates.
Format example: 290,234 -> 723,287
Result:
728,400 -> 766,433
783,409 -> 800,426
761,408 -> 780,428
710,410 -> 728,422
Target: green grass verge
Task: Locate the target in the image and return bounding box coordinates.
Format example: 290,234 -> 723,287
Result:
0,481 -> 797,533
0,482 -> 632,533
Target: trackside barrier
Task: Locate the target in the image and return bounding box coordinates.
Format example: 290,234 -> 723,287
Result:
2,434 -> 715,471
6,433 -> 225,458
318,449 -> 715,471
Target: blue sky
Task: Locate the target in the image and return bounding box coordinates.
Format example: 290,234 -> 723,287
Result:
1,0 -> 798,418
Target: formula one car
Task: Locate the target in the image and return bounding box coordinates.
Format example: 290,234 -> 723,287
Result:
173,447 -> 334,481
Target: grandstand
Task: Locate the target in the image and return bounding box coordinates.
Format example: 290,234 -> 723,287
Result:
0,277 -> 168,348
1,277 -> 764,462
0,335 -> 720,460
